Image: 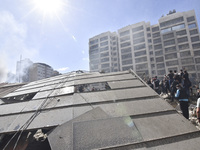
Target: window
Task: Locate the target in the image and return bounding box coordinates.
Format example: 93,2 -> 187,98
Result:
160,17 -> 184,28
165,53 -> 177,60
90,44 -> 98,50
151,64 -> 155,68
181,58 -> 194,64
149,45 -> 152,50
121,47 -> 132,54
157,70 -> 166,75
122,66 -> 133,71
154,44 -> 162,50
112,52 -> 117,56
90,49 -> 98,55
194,50 -> 200,56
188,23 -> 196,29
187,16 -> 195,22
190,29 -> 198,35
147,33 -> 151,37
191,36 -> 200,42
179,43 -> 189,50
156,57 -> 164,63
157,63 -> 165,69
100,36 -> 108,41
89,54 -> 99,60
90,59 -> 99,64
100,41 -> 108,47
153,38 -> 161,44
148,39 -> 152,43
161,27 -> 171,34
112,37 -> 116,40
90,65 -> 98,70
165,46 -> 176,53
152,32 -> 160,38
120,30 -> 130,37
192,43 -> 200,49
152,26 -> 159,32
75,82 -> 111,93
122,59 -> 133,65
101,63 -> 110,68
177,37 -> 188,43
180,51 -> 191,57
100,46 -> 109,52
176,30 -> 187,36
146,27 -> 150,31
133,32 -> 144,39
195,58 -> 200,64
164,39 -> 175,46
120,36 -> 130,42
150,57 -> 154,62
172,24 -> 185,31
134,50 -> 146,57
121,53 -> 132,60
136,63 -> 148,70
155,50 -> 163,56
197,65 -> 200,70
182,65 -> 196,71
149,51 -> 153,55
135,56 -> 147,63
134,43 -> 146,51
163,33 -> 174,40
166,60 -> 178,66
121,42 -> 131,48
90,39 -> 98,45
132,25 -> 144,32
133,37 -> 145,44
101,57 -> 109,63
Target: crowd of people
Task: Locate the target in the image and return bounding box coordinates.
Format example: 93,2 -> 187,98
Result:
146,69 -> 193,119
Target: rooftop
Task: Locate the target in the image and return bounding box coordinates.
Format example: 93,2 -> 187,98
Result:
0,70 -> 199,150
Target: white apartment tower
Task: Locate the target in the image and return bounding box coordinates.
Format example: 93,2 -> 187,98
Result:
89,10 -> 200,81
89,32 -> 119,73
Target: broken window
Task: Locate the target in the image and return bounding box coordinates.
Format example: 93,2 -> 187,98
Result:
2,92 -> 37,103
75,82 -> 111,93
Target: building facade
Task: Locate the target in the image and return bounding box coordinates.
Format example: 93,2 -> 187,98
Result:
29,63 -> 54,82
16,59 -> 59,82
89,10 -> 200,81
89,31 -> 120,73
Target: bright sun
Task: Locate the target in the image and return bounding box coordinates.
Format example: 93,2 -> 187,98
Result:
33,0 -> 64,16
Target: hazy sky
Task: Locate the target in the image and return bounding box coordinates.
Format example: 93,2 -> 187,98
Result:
0,0 -> 200,75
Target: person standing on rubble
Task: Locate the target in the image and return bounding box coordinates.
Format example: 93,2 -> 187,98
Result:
175,84 -> 189,119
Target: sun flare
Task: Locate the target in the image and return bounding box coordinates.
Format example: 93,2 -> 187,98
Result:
33,0 -> 64,16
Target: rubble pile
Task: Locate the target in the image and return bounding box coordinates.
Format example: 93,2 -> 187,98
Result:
161,93 -> 200,130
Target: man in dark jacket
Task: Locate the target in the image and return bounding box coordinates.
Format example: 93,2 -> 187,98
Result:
175,84 -> 189,119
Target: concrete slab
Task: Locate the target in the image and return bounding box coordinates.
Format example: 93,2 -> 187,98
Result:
133,113 -> 198,141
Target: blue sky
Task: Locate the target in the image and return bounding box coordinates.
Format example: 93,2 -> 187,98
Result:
0,0 -> 200,75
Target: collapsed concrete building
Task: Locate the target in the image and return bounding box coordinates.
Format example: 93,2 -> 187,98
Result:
0,70 -> 200,150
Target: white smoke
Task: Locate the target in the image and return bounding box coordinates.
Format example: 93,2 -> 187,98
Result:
0,11 -> 38,83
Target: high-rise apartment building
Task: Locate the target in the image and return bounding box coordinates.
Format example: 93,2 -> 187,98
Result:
29,63 -> 54,82
89,31 -> 119,73
16,59 -> 59,82
89,10 -> 200,81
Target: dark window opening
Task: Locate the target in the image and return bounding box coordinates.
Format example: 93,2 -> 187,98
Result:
2,92 -> 37,103
75,82 -> 111,93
